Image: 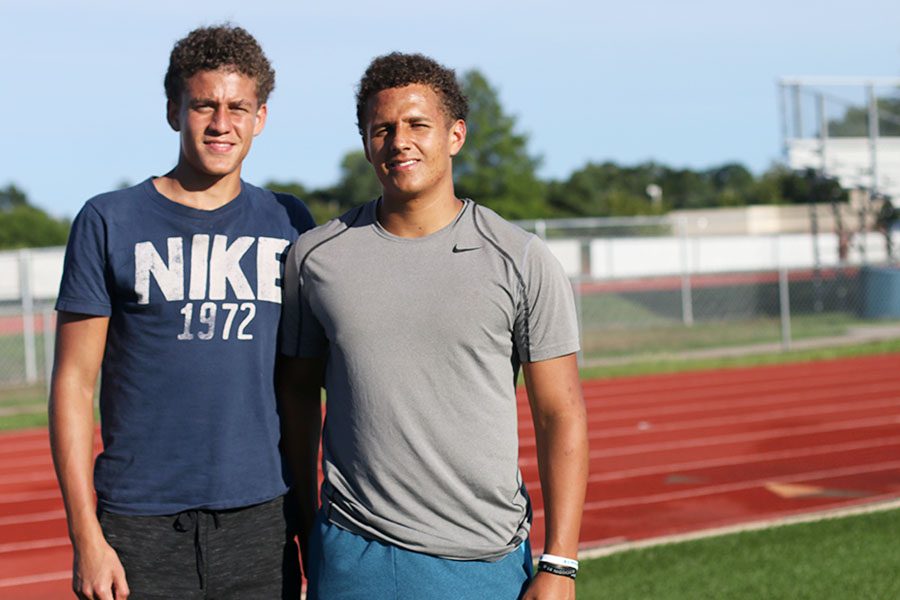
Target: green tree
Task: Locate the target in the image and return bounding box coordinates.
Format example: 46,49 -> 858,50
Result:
333,150 -> 382,207
828,94 -> 900,137
0,184 -> 28,211
453,70 -> 547,219
547,162 -> 661,218
0,184 -> 70,249
749,165 -> 846,205
265,179 -> 340,225
267,150 -> 382,225
706,163 -> 756,207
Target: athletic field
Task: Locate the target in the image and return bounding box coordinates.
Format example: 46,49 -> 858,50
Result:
1,352 -> 899,597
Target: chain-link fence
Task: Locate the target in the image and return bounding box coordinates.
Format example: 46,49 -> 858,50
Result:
2,217 -> 900,389
515,212 -> 900,366
0,247 -> 63,391
572,265 -> 900,366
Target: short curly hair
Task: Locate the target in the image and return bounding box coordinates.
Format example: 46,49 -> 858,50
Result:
355,52 -> 468,138
164,24 -> 275,107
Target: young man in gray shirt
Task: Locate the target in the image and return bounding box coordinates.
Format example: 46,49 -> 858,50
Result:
279,52 -> 588,599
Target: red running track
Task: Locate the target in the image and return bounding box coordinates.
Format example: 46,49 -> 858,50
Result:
2,353 -> 899,598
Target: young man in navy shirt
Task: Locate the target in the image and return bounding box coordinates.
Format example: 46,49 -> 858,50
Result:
50,25 -> 314,599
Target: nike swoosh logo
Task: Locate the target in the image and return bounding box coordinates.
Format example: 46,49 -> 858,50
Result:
452,244 -> 482,253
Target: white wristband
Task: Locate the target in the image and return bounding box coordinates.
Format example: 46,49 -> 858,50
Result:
539,553 -> 579,570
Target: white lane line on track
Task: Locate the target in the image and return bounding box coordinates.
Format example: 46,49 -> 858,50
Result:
559,459 -> 900,514
581,434 -> 900,484
517,401 -> 900,446
0,454 -> 52,470
513,367 -> 898,410
525,435 -> 900,492
579,369 -> 900,404
579,381 -> 900,422
0,570 -> 71,589
578,364 -> 900,396
577,495 -> 900,559
0,471 -> 56,486
581,396 -> 900,440
0,440 -> 50,456
519,414 -> 900,462
0,509 -> 65,527
0,537 -> 69,554
0,490 -> 61,504
519,396 -> 900,441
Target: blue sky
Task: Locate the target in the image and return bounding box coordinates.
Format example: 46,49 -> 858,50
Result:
2,0 -> 899,218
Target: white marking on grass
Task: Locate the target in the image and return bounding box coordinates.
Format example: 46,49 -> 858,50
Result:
577,496 -> 900,560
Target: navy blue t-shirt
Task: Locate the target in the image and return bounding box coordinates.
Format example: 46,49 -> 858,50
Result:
56,178 -> 315,515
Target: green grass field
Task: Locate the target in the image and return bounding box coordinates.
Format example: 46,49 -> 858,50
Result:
0,384 -> 51,430
575,507 -> 900,599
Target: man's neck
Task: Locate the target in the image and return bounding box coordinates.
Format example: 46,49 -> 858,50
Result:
152,164 -> 242,211
378,191 -> 463,238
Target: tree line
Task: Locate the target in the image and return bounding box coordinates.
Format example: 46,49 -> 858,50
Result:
5,70 -> 894,249
267,69 -> 851,224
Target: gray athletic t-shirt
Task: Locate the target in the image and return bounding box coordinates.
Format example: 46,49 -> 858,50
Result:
280,199 -> 580,560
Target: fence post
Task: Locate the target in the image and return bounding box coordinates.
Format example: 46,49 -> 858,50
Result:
19,249 -> 38,384
43,307 -> 55,391
572,276 -> 584,367
779,267 -> 792,351
678,217 -> 694,326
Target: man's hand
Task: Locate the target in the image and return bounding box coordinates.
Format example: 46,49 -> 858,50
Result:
521,353 -> 586,599
72,536 -> 129,599
522,571 -> 576,600
48,312 -> 116,599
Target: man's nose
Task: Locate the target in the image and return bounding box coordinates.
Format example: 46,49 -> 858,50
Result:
208,106 -> 232,134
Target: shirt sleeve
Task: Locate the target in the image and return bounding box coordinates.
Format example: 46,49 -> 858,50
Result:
513,236 -> 581,363
55,203 -> 112,316
279,241 -> 327,358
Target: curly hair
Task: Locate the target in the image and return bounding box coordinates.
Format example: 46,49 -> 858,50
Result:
355,52 -> 468,138
164,24 -> 275,107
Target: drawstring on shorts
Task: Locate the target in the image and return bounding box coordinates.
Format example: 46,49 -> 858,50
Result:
173,509 -> 221,590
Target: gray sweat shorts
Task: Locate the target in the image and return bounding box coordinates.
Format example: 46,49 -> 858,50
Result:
98,494 -> 301,599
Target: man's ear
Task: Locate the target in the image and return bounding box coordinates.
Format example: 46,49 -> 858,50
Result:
253,103 -> 268,136
448,119 -> 466,157
166,100 -> 180,132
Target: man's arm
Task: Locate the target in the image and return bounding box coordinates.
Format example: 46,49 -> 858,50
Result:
275,355 -> 324,577
48,311 -> 129,600
521,353 -> 588,600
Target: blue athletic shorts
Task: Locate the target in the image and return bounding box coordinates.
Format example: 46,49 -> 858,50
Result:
306,512 -> 533,599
